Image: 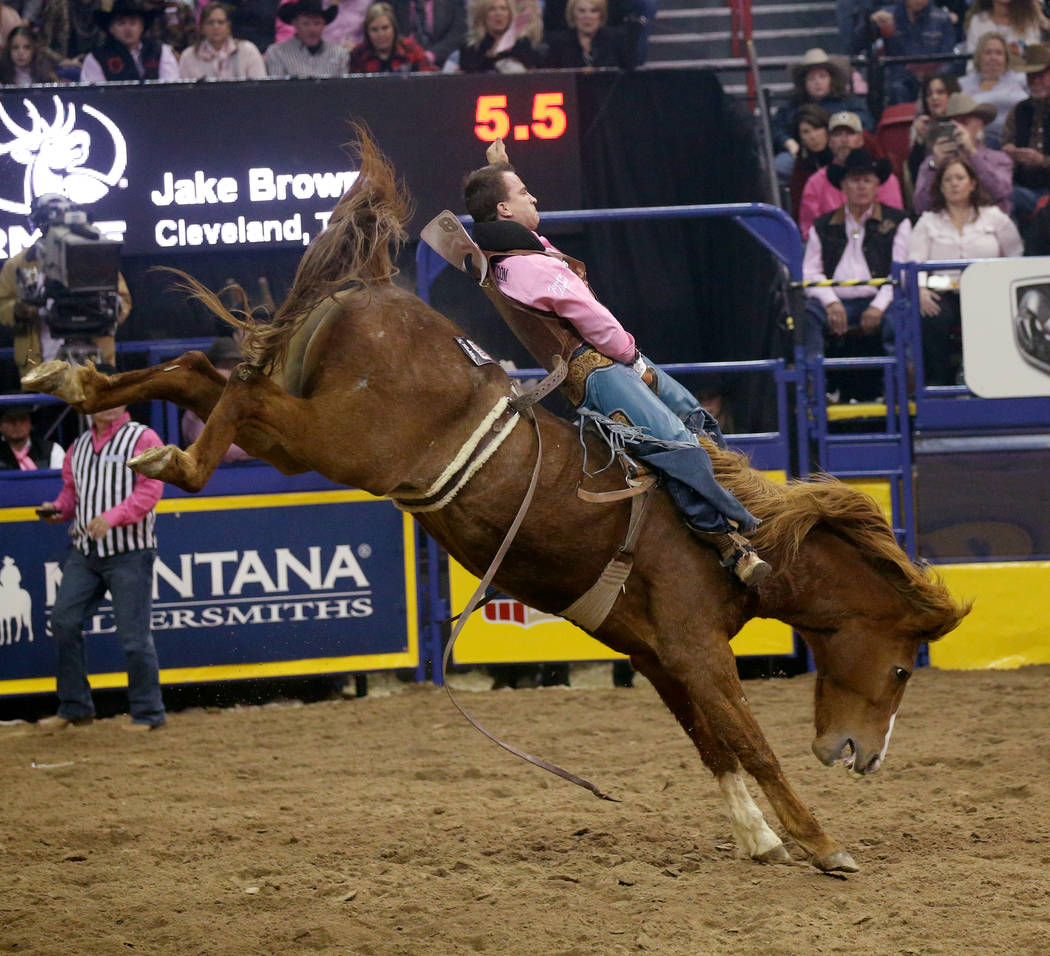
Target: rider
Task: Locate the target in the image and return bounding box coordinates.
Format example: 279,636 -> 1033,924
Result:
461,141 -> 770,586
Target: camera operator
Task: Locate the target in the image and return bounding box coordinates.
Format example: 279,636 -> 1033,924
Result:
0,194 -> 131,379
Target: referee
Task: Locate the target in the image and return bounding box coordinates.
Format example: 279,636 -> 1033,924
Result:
37,363 -> 167,732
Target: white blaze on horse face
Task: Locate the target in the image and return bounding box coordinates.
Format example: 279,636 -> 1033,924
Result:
875,711 -> 898,769
717,772 -> 783,858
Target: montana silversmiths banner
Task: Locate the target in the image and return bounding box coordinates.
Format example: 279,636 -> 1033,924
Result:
960,257 -> 1050,398
0,74 -> 581,260
0,489 -> 419,695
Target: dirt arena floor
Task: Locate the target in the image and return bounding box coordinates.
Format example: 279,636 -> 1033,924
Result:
2,663 -> 1049,955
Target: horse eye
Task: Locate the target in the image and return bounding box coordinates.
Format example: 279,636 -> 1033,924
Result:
894,667 -> 910,682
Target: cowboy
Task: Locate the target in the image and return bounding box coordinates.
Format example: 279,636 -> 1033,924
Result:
798,111 -> 904,240
1003,44 -> 1050,216
264,0 -> 348,76
459,141 -> 770,587
915,91 -> 1013,214
79,0 -> 179,83
803,148 -> 912,399
0,403 -> 65,471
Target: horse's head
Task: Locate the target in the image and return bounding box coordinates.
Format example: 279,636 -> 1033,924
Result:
804,616 -> 942,776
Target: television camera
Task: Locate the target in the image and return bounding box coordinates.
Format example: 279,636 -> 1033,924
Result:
16,194 -> 123,364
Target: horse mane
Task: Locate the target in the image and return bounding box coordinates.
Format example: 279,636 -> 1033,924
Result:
702,440 -> 971,635
174,123 -> 412,374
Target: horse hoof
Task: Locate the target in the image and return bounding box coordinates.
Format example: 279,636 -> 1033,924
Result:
21,361 -> 83,403
812,850 -> 860,873
755,843 -> 792,864
129,444 -> 179,480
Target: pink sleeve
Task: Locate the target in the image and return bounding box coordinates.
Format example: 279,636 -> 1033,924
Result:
52,449 -> 78,520
275,2 -> 294,42
497,255 -> 636,363
878,174 -> 903,210
798,175 -> 820,240
802,229 -> 839,309
100,429 -> 164,527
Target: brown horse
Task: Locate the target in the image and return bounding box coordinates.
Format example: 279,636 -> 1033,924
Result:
22,130 -> 969,874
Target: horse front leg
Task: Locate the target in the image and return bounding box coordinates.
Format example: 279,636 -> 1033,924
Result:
636,655 -> 790,864
21,353 -> 225,422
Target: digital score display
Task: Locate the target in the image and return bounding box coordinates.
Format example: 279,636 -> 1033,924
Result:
0,74 -> 582,260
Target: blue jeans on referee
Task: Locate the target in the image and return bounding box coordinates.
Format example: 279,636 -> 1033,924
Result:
50,547 -> 165,727
582,356 -> 759,534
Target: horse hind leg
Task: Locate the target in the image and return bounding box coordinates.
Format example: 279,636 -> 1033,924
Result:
638,658 -> 789,864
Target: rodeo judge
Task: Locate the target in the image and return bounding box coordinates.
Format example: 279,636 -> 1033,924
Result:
460,140 -> 770,587
36,365 -> 167,732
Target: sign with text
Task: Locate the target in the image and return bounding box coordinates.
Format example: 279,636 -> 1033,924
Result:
0,74 -> 581,261
0,490 -> 418,695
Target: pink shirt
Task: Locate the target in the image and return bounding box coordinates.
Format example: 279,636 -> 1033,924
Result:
493,234 -> 637,364
53,413 -> 164,528
803,205 -> 912,313
798,166 -> 904,240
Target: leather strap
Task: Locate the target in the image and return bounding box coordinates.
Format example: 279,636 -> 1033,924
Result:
509,356 -> 567,413
576,473 -> 657,503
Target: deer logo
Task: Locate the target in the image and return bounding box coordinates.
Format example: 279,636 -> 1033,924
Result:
0,95 -> 127,216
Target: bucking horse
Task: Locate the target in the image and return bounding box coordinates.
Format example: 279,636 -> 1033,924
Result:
22,128 -> 970,874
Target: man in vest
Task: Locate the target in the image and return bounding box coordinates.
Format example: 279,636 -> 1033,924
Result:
460,141 -> 770,587
36,364 -> 167,731
79,0 -> 179,84
802,149 -> 912,399
1003,44 -> 1050,217
0,403 -> 64,471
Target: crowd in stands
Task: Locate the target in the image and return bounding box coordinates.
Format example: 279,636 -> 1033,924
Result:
0,0 -> 652,83
777,0 -> 1050,396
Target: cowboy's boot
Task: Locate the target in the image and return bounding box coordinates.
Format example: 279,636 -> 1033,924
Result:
695,529 -> 771,587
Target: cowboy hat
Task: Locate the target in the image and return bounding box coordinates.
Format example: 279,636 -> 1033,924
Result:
827,148 -> 892,190
0,402 -> 37,422
1010,43 -> 1050,75
789,48 -> 849,88
94,0 -> 159,30
942,92 -> 996,125
277,0 -> 338,25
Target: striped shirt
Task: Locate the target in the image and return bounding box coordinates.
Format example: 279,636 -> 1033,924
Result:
264,37 -> 349,77
55,415 -> 163,558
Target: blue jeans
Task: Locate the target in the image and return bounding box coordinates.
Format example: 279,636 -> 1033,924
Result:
50,547 -> 165,726
582,357 -> 758,533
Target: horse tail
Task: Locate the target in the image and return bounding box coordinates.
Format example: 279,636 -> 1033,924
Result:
165,123 -> 412,374
246,123 -> 411,373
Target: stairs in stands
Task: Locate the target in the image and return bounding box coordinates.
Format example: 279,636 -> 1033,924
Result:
646,0 -> 840,96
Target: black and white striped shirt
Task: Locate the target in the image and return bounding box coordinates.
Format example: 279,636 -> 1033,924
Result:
69,421 -> 157,557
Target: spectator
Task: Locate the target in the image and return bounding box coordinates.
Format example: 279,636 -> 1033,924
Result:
275,0 -> 369,49
959,32 -> 1028,148
6,0 -> 42,27
965,0 -> 1045,56
458,0 -> 540,73
181,338 -> 253,461
39,0 -> 108,72
1003,43 -> 1050,215
0,403 -> 64,470
0,195 -> 132,378
265,0 -> 347,74
79,0 -> 179,82
180,1 -> 266,77
803,149 -> 912,400
36,364 -> 167,733
798,111 -> 904,239
789,104 -> 834,219
0,25 -> 62,84
388,0 -> 465,68
348,1 -> 436,72
544,0 -> 638,70
208,0 -> 277,54
914,92 -> 1014,213
772,48 -> 872,182
146,0 -> 199,55
870,0 -> 957,104
908,156 -> 1022,383
908,70 -> 961,185
543,0 -> 651,66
